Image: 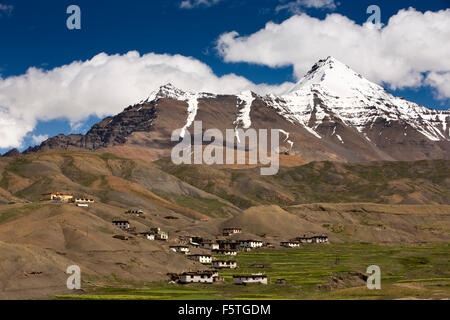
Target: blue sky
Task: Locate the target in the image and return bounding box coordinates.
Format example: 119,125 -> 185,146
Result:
0,0 -> 449,153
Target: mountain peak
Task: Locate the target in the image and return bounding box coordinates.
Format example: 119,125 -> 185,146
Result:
145,83 -> 188,102
286,56 -> 381,98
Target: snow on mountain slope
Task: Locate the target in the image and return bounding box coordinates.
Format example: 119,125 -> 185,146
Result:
145,83 -> 217,137
143,58 -> 448,146
235,91 -> 255,129
265,56 -> 449,142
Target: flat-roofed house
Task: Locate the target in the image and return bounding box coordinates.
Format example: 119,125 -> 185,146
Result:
178,271 -> 219,284
140,232 -> 155,240
41,192 -> 73,203
201,242 -> 220,250
170,245 -> 190,254
233,274 -> 268,285
295,236 -> 314,244
217,240 -> 240,250
125,209 -> 144,215
150,227 -> 169,240
294,235 -> 329,244
212,249 -> 237,256
113,220 -> 130,230
191,236 -> 203,244
312,235 -> 329,243
280,241 -> 301,248
187,254 -> 212,264
74,198 -> 95,204
211,260 -> 237,269
223,227 -> 242,236
239,240 -> 263,249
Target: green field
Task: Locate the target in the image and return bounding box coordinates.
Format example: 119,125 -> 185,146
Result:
56,243 -> 450,300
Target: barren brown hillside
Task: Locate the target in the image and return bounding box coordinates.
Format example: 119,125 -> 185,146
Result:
0,151 -> 449,299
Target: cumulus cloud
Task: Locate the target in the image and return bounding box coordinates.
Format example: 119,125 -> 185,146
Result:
31,134 -> 49,145
180,0 -> 222,9
0,3 -> 13,16
276,0 -> 338,14
426,72 -> 450,101
217,8 -> 450,98
0,51 -> 293,149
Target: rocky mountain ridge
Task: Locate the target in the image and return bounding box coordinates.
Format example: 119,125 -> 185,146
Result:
4,57 -> 449,162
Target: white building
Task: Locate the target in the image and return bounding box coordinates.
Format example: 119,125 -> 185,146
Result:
294,235 -> 329,244
141,232 -> 155,240
201,242 -> 220,250
212,249 -> 237,256
223,227 -> 242,236
239,240 -> 263,249
187,254 -> 212,264
312,235 -> 329,243
74,198 -> 95,204
178,271 -> 219,284
113,220 -> 130,230
233,274 -> 268,285
170,246 -> 190,254
281,241 -> 301,248
150,227 -> 169,240
211,260 -> 237,269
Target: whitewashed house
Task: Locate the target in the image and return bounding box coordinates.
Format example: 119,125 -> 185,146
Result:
74,198 -> 95,204
113,220 -> 130,230
150,227 -> 169,240
187,254 -> 212,264
239,240 -> 263,249
294,235 -> 329,244
141,232 -> 155,240
312,235 -> 329,243
201,242 -> 220,250
211,260 -> 237,269
170,245 -> 190,254
223,227 -> 242,236
212,249 -> 237,256
233,274 -> 268,285
178,271 -> 219,284
280,241 -> 301,248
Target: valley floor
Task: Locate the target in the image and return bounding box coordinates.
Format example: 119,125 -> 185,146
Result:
56,243 -> 450,300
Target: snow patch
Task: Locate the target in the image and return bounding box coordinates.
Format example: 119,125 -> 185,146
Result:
235,91 -> 255,129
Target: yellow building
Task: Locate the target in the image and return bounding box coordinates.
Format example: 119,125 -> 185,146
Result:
41,192 -> 73,203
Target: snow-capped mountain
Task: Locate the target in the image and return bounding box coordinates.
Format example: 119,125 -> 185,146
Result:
265,56 -> 449,142
14,57 -> 450,162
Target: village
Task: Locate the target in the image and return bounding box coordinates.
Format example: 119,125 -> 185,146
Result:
40,192 -> 329,286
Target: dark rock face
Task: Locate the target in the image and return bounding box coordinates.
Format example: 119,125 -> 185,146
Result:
23,134 -> 84,154
23,103 -> 158,154
2,148 -> 20,157
81,103 -> 157,149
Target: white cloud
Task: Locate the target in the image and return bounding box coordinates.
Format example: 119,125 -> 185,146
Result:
276,0 -> 338,14
180,0 -> 222,9
0,3 -> 13,16
31,134 -> 49,145
426,72 -> 450,101
217,8 -> 450,97
0,51 -> 293,149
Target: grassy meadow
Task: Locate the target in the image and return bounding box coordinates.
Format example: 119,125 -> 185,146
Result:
56,243 -> 450,300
